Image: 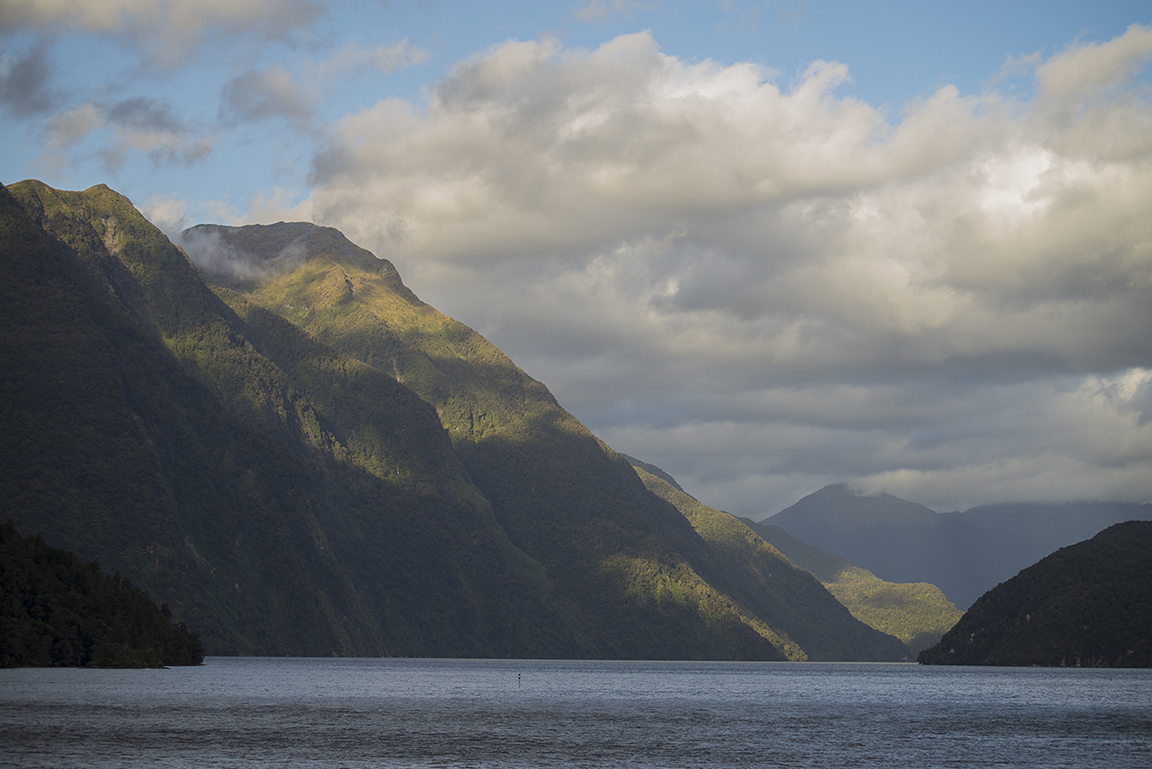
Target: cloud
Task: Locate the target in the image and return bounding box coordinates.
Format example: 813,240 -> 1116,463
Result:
315,38 -> 429,80
220,66 -> 316,125
276,26 -> 1152,514
42,96 -> 212,171
141,193 -> 189,239
178,226 -> 306,284
0,41 -> 58,116
0,0 -> 327,65
1035,23 -> 1152,103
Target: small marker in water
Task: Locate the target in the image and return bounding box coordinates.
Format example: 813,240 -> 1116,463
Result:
518,673 -> 521,688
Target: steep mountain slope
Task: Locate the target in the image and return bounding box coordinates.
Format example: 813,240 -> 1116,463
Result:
765,484 -> 1152,610
919,521 -> 1152,667
741,520 -> 962,654
628,464 -> 911,660
2,180 -> 584,656
184,222 -> 791,659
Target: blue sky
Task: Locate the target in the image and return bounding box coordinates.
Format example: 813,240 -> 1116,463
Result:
3,1 -> 1152,516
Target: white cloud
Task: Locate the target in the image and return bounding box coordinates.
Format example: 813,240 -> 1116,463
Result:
141,193 -> 188,238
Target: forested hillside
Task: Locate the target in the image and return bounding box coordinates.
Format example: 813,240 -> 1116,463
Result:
1,521 -> 203,667
919,521 -> 1152,667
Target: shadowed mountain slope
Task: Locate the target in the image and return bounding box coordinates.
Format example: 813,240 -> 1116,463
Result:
1,179 -> 901,661
919,521 -> 1152,667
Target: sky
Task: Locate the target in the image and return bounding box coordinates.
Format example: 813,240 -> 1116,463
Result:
3,1 -> 1152,518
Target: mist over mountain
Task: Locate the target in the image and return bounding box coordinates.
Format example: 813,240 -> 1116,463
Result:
2,180 -> 910,660
765,484 -> 1152,610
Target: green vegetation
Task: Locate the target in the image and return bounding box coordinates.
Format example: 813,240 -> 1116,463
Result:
743,520 -> 963,654
1,521 -> 203,667
919,521 -> 1152,667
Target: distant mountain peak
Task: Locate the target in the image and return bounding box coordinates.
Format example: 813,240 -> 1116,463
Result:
769,483 -> 940,532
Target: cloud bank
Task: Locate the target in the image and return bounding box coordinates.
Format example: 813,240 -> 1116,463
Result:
278,26 -> 1152,515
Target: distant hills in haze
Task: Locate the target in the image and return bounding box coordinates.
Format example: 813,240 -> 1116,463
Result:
763,484 -> 1152,611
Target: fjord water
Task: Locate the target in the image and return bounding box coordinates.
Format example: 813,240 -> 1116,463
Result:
2,658 -> 1149,768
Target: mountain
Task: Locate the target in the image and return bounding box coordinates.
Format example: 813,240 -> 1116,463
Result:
1,520 -> 204,667
740,519 -> 962,654
182,218 -> 916,661
2,179 -> 905,660
919,521 -> 1152,667
628,464 -> 910,660
764,484 -> 1152,610
2,180 -> 583,657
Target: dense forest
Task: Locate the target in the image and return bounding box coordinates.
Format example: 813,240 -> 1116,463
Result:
1,521 -> 203,667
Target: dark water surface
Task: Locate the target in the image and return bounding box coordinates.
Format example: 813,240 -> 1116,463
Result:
2,657 -> 1150,767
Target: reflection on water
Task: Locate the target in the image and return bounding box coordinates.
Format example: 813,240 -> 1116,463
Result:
2,658 -> 1150,768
